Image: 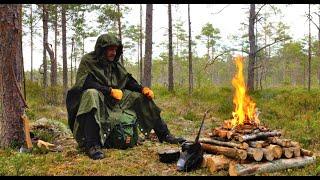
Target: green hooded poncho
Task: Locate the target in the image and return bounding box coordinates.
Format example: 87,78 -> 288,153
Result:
66,34 -> 161,147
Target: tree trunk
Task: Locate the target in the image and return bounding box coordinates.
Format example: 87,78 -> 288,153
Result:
45,43 -> 55,86
139,4 -> 143,84
0,4 -> 26,148
52,4 -> 58,86
247,4 -> 255,91
188,4 -> 193,95
143,4 -> 153,87
62,4 -> 68,100
30,5 -> 34,82
42,4 -> 48,89
308,4 -> 311,91
70,37 -> 74,86
117,4 -> 124,65
168,4 -> 174,92
318,10 -> 320,85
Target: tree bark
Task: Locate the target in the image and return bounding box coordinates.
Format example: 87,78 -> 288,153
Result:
229,156 -> 316,176
237,130 -> 281,142
143,4 -> 153,87
199,138 -> 249,150
188,4 -> 193,95
139,4 -> 143,84
70,37 -> 74,86
168,4 -> 174,92
42,4 -> 48,89
52,4 -> 58,86
247,4 -> 256,91
318,9 -> 320,85
0,4 -> 26,148
30,5 -> 34,82
308,4 -> 311,91
45,43 -> 55,86
62,4 -> 68,100
117,4 -> 124,65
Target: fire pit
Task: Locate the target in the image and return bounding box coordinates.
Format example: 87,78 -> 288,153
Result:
200,56 -> 316,176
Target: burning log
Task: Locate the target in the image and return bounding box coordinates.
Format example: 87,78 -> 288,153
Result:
199,138 -> 249,150
247,140 -> 269,148
201,143 -> 247,160
237,130 -> 282,142
247,148 -> 263,161
212,127 -> 228,139
229,156 -> 316,176
202,154 -> 232,173
301,148 -> 313,156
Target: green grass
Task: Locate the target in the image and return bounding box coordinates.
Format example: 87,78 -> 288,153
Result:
0,83 -> 319,175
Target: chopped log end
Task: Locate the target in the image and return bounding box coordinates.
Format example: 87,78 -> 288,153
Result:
228,162 -> 238,176
283,147 -> 293,158
238,149 -> 248,160
301,149 -> 313,156
205,155 -> 231,173
268,144 -> 283,159
262,148 -> 274,161
247,148 -> 263,161
292,147 -> 301,157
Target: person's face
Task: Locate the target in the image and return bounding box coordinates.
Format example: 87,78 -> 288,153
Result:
105,46 -> 118,61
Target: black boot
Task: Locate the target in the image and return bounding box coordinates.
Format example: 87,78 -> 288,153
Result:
153,118 -> 187,144
86,145 -> 105,160
160,134 -> 187,144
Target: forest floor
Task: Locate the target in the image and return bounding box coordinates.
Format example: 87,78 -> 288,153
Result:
1,83 -> 320,176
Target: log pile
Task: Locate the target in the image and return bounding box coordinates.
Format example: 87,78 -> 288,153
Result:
200,120 -> 316,176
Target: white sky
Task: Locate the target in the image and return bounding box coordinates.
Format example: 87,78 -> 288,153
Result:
22,4 -> 319,71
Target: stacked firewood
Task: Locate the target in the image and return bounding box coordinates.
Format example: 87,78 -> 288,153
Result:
200,120 -> 316,176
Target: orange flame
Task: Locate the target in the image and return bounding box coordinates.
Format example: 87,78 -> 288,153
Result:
231,56 -> 260,127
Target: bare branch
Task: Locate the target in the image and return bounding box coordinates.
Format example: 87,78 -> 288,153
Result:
211,4 -> 231,15
255,38 -> 291,55
253,65 -> 262,70
204,49 -> 249,70
307,14 -> 320,31
254,4 -> 266,20
268,4 -> 279,15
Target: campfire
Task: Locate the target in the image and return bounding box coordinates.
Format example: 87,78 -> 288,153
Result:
200,56 -> 316,176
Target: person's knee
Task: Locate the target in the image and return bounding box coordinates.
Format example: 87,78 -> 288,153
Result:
84,88 -> 100,95
82,88 -> 101,99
